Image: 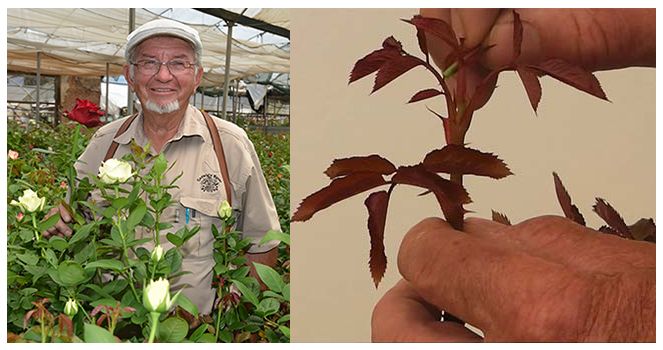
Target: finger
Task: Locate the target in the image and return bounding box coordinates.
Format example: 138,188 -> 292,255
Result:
502,216 -> 655,274
53,220 -> 72,237
372,279 -> 482,342
455,9 -> 502,48
481,10 -> 544,69
58,204 -> 72,223
397,217 -> 592,337
463,217 -> 509,239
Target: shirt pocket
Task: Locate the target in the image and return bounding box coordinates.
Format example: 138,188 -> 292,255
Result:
179,196 -> 224,259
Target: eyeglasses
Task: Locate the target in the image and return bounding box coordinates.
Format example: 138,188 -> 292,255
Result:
131,59 -> 196,75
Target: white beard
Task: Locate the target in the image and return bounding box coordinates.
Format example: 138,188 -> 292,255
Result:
145,100 -> 180,114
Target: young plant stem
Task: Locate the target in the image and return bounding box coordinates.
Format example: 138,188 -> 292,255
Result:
214,301 -> 223,341
32,214 -> 39,242
116,210 -> 140,303
147,311 -> 160,343
40,313 -> 46,343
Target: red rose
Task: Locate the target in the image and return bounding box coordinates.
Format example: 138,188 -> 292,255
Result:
64,98 -> 104,128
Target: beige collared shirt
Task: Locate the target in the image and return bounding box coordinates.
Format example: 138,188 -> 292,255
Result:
75,105 -> 281,314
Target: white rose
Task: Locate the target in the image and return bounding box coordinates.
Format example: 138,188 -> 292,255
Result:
10,189 -> 46,213
150,245 -> 164,263
217,200 -> 232,220
98,158 -> 133,184
142,278 -> 180,313
64,298 -> 78,317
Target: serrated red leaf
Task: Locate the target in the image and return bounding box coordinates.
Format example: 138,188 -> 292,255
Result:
407,15 -> 459,50
349,46 -> 401,84
391,164 -> 470,230
512,10 -> 523,61
423,145 -> 513,179
517,66 -> 542,112
365,190 -> 390,288
628,218 -> 656,242
465,69 -> 500,114
382,36 -> 402,50
372,55 -> 423,93
324,155 -> 397,179
408,89 -> 443,103
401,17 -> 429,60
552,172 -> 586,226
349,36 -> 403,84
292,172 -> 387,222
530,59 -> 608,100
491,210 -> 511,225
593,198 -> 632,239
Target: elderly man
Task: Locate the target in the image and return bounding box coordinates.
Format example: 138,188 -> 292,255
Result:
45,18 -> 281,315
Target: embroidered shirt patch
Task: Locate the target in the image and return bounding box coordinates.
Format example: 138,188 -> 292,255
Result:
197,174 -> 222,193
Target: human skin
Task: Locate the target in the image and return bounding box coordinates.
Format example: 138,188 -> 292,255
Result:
420,8 -> 656,108
372,216 -> 655,342
123,36 -> 204,153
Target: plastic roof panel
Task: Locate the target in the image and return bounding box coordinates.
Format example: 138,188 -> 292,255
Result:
7,8 -> 290,87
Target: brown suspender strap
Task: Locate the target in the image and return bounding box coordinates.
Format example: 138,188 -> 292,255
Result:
103,110 -> 233,206
104,113 -> 139,161
201,110 -> 233,207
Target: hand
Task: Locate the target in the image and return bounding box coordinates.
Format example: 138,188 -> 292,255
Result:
42,204 -> 73,238
372,216 -> 655,342
420,8 -> 656,108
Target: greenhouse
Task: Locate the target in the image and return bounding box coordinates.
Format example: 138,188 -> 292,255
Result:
7,8 -> 290,343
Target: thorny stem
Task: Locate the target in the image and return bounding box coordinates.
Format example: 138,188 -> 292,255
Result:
418,57 -> 457,119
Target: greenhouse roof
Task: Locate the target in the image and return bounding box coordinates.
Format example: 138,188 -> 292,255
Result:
7,8 -> 290,88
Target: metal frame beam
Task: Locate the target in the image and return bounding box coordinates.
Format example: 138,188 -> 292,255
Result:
194,8 -> 289,38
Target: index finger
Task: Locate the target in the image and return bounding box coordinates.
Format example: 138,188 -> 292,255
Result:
397,217 -> 593,340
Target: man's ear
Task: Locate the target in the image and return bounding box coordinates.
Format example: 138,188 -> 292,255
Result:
193,64 -> 204,89
123,64 -> 135,90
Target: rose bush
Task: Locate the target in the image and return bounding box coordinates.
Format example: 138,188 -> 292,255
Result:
7,117 -> 291,343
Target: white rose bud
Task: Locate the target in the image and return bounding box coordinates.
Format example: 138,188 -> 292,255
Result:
64,298 -> 78,317
143,278 -> 180,314
217,200 -> 232,220
98,158 -> 133,184
10,189 -> 46,213
151,245 -> 164,263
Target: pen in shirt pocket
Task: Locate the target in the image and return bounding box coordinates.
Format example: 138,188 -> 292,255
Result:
184,207 -> 197,224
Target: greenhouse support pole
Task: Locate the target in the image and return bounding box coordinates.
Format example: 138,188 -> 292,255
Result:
221,20 -> 234,120
127,9 -> 136,115
231,79 -> 238,122
35,51 -> 41,124
105,62 -> 110,119
201,90 -> 205,110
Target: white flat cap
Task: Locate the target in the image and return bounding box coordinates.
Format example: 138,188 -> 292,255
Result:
125,18 -> 203,61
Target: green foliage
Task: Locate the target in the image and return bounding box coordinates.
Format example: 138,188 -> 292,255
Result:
8,121 -> 290,343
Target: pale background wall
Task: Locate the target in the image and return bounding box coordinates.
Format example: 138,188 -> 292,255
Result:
290,9 -> 655,342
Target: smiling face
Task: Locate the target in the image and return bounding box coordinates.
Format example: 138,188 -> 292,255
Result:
123,36 -> 203,116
